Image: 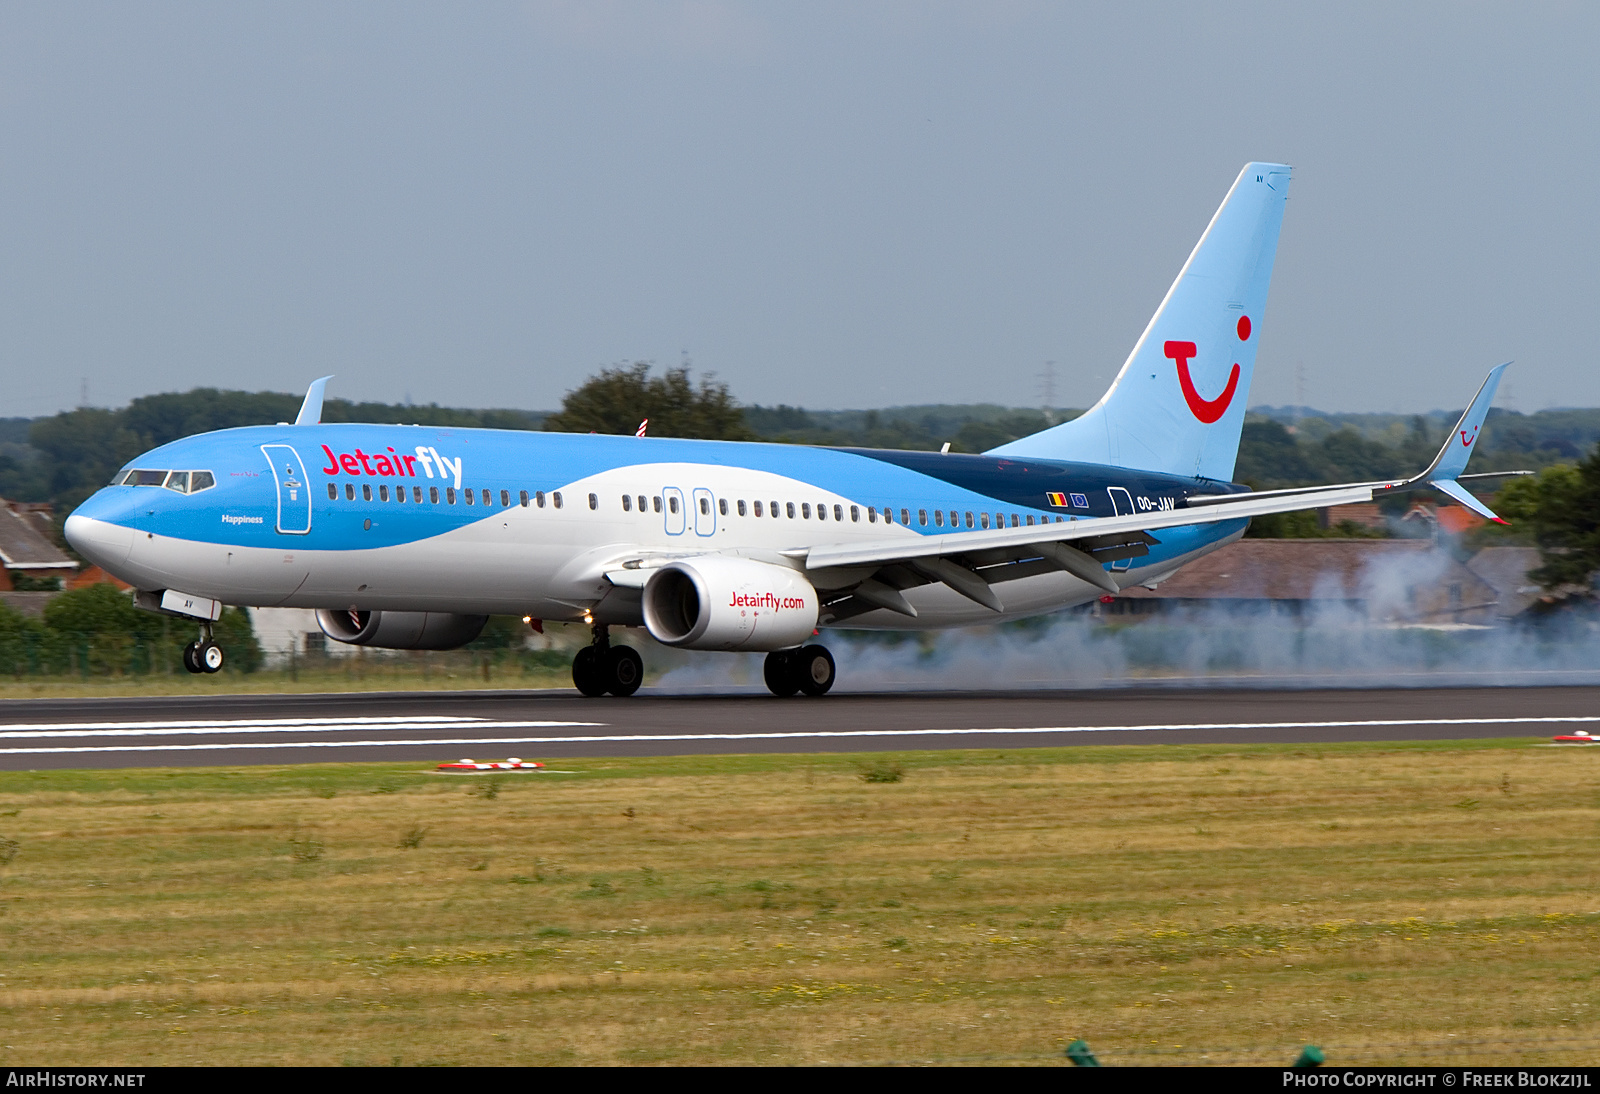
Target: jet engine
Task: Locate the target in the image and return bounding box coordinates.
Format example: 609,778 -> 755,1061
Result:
315,609 -> 488,651
642,557 -> 819,651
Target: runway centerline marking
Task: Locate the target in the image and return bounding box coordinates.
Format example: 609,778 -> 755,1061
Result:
1,714 -> 1597,756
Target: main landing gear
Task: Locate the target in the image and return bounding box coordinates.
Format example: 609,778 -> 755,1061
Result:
181,623 -> 225,675
763,645 -> 835,698
571,623 -> 643,698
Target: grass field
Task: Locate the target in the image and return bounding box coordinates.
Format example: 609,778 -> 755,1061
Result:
1,739 -> 1597,1066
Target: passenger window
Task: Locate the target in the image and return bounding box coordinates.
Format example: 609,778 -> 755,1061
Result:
622,495 -> 632,512
771,500 -> 780,518
396,486 -> 405,504
553,491 -> 563,509
535,491 -> 545,508
719,498 -> 728,516
501,490 -> 510,507
1026,514 -> 1035,526
429,486 -> 439,503
190,471 -> 215,492
589,493 -> 598,510
699,497 -> 710,515
520,490 -> 530,507
464,488 -> 474,505
918,509 -> 927,526
362,484 -> 372,501
1011,514 -> 1019,527
752,500 -> 762,517
801,503 -> 811,519
738,500 -> 747,517
447,487 -> 456,504
980,513 -> 990,529
951,511 -> 960,527
378,485 -> 388,502
786,502 -> 795,519
834,504 -> 844,521
668,496 -> 679,514
345,484 -> 355,500
964,512 -> 973,528
482,489 -> 491,506
413,486 -> 423,502
933,510 -> 943,527
856,506 -> 864,523
637,495 -> 647,512
327,483 -> 337,500
652,496 -> 661,513
899,509 -> 909,525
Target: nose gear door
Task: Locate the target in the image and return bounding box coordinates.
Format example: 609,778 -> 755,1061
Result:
261,444 -> 312,534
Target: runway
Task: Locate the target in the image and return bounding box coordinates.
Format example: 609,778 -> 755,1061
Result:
0,684 -> 1594,769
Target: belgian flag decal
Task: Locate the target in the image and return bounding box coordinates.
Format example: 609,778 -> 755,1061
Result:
1045,492 -> 1068,507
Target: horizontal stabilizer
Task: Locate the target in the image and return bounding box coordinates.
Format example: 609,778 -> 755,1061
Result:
1430,478 -> 1505,523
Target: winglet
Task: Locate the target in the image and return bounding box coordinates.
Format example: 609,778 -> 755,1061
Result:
295,376 -> 334,426
1412,362 -> 1510,521
1420,363 -> 1510,483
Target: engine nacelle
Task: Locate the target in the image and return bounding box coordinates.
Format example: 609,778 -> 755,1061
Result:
642,557 -> 819,651
315,609 -> 488,651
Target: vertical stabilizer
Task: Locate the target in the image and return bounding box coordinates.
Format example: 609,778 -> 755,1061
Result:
989,163 -> 1291,481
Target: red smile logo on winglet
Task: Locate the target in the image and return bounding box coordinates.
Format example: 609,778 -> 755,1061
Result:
1165,340 -> 1241,424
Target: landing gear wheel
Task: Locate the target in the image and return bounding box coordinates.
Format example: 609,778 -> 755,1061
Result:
763,649 -> 801,697
181,641 -> 204,674
199,641 -> 225,674
795,644 -> 835,697
572,646 -> 607,697
603,645 -> 644,697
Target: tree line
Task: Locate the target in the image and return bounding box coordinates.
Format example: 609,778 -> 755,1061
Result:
4,362 -> 1600,592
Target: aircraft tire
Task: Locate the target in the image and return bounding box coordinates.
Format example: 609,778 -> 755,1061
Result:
572,646 -> 607,697
763,649 -> 801,698
181,641 -> 204,674
604,645 -> 644,697
795,644 -> 836,697
199,641 -> 225,674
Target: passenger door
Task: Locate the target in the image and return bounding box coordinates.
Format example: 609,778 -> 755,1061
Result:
261,444 -> 312,535
1106,487 -> 1136,571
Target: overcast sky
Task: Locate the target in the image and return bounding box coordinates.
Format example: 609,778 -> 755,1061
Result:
0,2 -> 1595,418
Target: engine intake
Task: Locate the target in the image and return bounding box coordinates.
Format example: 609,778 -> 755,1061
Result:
315,609 -> 488,651
643,557 -> 819,651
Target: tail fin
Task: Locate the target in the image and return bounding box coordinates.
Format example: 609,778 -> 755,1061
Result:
989,162 -> 1291,481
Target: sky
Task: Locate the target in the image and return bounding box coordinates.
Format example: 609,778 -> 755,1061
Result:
0,2 -> 1596,418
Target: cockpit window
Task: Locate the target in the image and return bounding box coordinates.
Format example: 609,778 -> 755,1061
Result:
121,469 -> 168,486
117,469 -> 216,493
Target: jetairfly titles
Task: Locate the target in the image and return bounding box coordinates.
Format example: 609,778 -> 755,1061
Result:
64,162 -> 1519,696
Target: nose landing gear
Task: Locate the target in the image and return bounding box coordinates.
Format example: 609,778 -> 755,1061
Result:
181,624 -> 225,675
571,623 -> 644,697
763,644 -> 835,697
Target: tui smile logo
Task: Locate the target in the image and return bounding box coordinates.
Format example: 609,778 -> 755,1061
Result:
1460,425 -> 1479,448
1164,315 -> 1251,424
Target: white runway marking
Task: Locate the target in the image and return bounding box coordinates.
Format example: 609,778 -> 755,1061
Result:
0,718 -> 603,741
0,714 -> 1594,756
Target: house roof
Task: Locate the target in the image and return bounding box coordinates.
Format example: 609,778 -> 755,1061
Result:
1117,539 -> 1494,603
1463,546 -> 1544,617
0,506 -> 74,570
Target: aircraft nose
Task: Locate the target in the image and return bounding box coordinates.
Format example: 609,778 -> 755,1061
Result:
63,503 -> 136,570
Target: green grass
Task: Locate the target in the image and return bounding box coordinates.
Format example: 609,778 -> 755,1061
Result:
0,739 -> 1597,1065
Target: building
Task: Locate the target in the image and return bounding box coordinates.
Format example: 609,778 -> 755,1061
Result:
1108,539 -> 1501,624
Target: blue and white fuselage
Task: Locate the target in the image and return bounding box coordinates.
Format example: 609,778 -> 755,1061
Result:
66,426 -> 1247,627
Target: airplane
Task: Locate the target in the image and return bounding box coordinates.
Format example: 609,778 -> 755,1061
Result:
63,162 -> 1514,697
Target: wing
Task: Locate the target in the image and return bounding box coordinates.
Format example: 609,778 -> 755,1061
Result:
797,364 -> 1518,621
